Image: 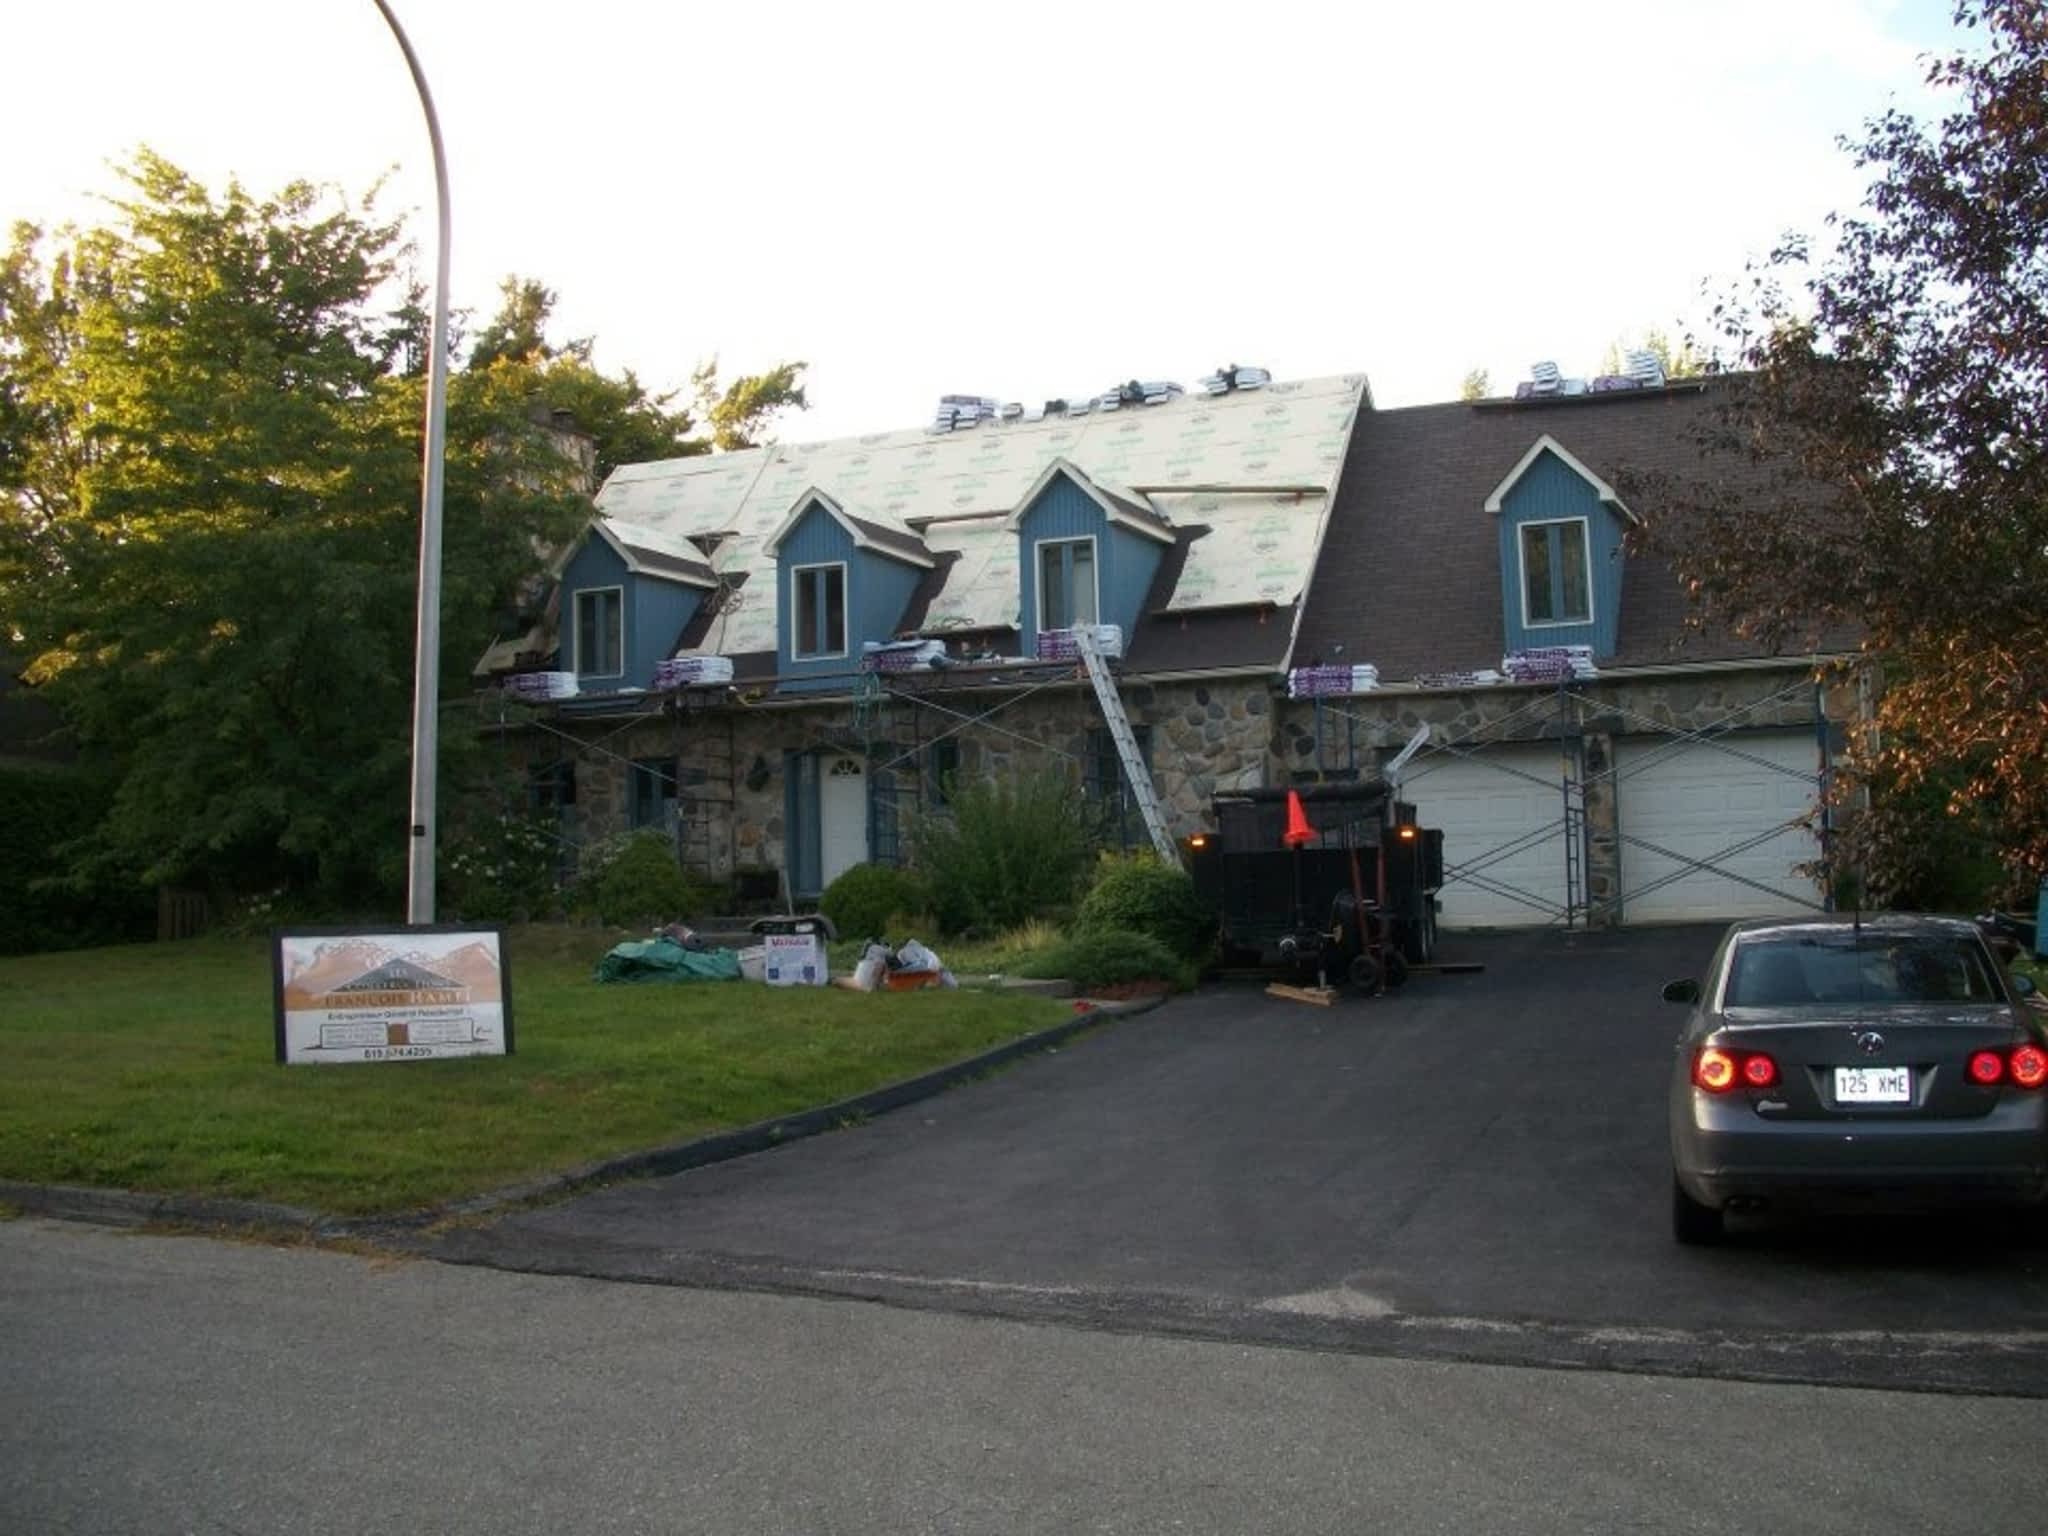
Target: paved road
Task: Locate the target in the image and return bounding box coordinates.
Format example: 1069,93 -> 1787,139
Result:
4,1220 -> 2041,1536
433,927 -> 2048,1393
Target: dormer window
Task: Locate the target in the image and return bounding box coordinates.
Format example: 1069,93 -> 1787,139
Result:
1520,518 -> 1592,627
574,586 -> 623,676
1037,537 -> 1099,630
791,562 -> 847,659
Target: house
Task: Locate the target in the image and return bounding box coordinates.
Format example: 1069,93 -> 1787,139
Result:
482,366 -> 1854,927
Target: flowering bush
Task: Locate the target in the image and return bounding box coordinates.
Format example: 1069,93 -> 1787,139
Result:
441,809 -> 565,923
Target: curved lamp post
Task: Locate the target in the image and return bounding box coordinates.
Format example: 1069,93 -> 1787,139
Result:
372,0 -> 451,924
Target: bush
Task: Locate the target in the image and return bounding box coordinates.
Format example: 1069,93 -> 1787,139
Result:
441,808 -> 564,924
1017,926 -> 1193,990
913,774 -> 1096,935
1075,853 -> 1215,958
574,830 -> 706,928
821,862 -> 925,942
0,764 -> 152,955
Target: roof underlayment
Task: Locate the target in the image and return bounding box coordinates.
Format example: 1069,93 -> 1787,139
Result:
593,372 -> 1367,660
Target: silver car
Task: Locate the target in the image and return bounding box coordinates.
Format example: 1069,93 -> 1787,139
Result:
1664,914 -> 2047,1243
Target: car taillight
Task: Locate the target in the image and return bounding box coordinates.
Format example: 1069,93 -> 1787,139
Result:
2012,1045 -> 2048,1090
1694,1047 -> 1776,1092
1969,1050 -> 2006,1086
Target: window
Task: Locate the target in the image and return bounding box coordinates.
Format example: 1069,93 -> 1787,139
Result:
791,563 -> 847,659
574,587 -> 624,675
926,738 -> 960,808
528,760 -> 576,812
1037,537 -> 1099,631
1519,519 -> 1592,626
1085,724 -> 1153,849
1726,934 -> 2001,1008
629,755 -> 678,831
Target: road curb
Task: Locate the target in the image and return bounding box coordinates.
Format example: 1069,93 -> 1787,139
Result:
2,992 -> 1164,1241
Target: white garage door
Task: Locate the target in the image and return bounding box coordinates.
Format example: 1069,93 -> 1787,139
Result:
1399,743 -> 1574,928
1615,731 -> 1823,923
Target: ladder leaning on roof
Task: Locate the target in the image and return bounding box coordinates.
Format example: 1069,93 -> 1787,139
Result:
1072,629 -> 1180,867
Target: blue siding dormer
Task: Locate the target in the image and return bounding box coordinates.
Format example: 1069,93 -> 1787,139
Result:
1015,471 -> 1167,658
1488,442 -> 1628,660
773,500 -> 924,693
559,534 -> 707,690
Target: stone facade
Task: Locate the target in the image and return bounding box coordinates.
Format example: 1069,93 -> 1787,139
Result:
493,661 -> 1860,918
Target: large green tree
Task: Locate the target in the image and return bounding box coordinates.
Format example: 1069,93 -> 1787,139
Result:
1646,0 -> 2048,899
0,155 -> 805,912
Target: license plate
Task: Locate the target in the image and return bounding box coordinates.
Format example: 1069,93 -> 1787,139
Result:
1835,1066 -> 1911,1104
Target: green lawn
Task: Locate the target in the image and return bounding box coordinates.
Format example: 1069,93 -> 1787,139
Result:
0,926 -> 1068,1217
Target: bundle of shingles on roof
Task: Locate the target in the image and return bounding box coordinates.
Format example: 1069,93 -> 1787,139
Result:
932,395 -> 1001,433
1412,668 -> 1506,689
1287,662 -> 1380,698
1095,380 -> 1185,411
1035,624 -> 1125,662
654,655 -> 735,689
1197,365 -> 1272,396
860,639 -> 948,673
1501,645 -> 1598,684
503,670 -> 578,701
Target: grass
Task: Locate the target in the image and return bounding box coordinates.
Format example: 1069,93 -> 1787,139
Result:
0,925 -> 1068,1217
827,919 -> 1065,982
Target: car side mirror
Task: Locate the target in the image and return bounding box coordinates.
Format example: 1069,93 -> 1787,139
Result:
1662,978 -> 1701,1005
2014,973 -> 2039,999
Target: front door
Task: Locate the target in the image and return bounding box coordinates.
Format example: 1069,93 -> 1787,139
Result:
819,755 -> 869,888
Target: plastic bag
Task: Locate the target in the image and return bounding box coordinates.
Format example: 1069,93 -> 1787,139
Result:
896,939 -> 942,973
853,942 -> 890,992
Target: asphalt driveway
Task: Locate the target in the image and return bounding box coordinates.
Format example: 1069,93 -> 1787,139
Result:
434,926 -> 2048,1394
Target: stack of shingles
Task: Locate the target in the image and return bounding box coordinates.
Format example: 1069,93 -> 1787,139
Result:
1286,663 -> 1380,698
654,655 -> 735,689
1501,645 -> 1598,684
503,671 -> 578,701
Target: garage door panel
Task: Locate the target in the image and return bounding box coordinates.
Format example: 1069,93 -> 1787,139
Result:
1616,732 -> 1822,923
1400,746 -> 1572,928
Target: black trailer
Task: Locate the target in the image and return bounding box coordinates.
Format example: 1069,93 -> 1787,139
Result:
1186,781 -> 1444,991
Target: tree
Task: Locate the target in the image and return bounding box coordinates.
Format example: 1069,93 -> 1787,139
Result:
1597,327 -> 1709,379
1642,0 -> 2048,897
691,356 -> 809,451
1458,367 -> 1490,401
0,156 -> 594,907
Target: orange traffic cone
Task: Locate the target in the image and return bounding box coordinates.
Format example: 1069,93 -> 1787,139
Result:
1282,789 -> 1315,847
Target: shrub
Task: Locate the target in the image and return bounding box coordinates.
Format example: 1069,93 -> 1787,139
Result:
913,774 -> 1096,935
441,808 -> 565,924
1075,853 -> 1216,958
0,764 -> 153,954
821,862 -> 925,942
1017,926 -> 1193,991
574,830 -> 705,928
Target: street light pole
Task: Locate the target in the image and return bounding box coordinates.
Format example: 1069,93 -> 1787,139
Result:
373,0 -> 451,925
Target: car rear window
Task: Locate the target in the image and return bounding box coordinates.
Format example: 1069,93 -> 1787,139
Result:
1724,934 -> 2003,1007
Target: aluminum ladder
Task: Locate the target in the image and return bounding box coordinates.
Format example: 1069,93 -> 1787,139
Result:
1072,630 -> 1180,866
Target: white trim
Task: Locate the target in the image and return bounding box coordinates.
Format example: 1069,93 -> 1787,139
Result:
1033,534 -> 1101,635
764,488 -> 935,569
1484,434 -> 1640,525
1517,516 -> 1595,629
572,585 -> 625,678
1003,459 -> 1175,545
789,560 -> 850,661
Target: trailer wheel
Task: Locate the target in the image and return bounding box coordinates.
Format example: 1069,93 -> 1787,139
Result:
1383,950 -> 1409,989
1347,952 -> 1380,993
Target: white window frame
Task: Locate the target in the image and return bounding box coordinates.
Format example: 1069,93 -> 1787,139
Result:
573,585 -> 625,677
1518,516 -> 1594,629
1034,534 -> 1101,635
789,560 -> 849,661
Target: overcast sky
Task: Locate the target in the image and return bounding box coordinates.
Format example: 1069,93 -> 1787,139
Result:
4,0 -> 1956,442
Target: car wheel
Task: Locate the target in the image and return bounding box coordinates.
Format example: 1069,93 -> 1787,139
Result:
1671,1173 -> 1723,1246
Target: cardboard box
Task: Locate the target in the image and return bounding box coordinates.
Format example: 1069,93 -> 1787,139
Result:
763,932 -> 825,987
